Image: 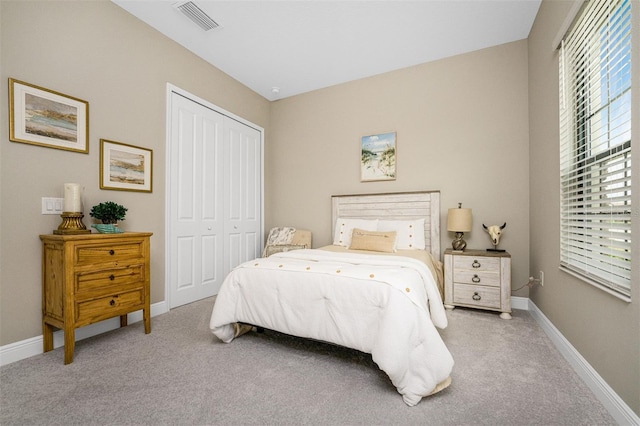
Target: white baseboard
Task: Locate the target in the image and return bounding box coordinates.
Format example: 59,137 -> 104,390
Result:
0,300 -> 168,367
527,300 -> 639,426
511,295 -> 529,311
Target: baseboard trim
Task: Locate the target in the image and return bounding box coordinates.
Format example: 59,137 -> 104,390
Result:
0,301 -> 169,367
527,299 -> 639,426
511,295 -> 529,311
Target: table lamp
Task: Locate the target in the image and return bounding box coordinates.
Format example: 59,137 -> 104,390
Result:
447,203 -> 472,251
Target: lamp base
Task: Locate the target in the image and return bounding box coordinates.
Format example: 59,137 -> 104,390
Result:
451,232 -> 467,251
54,212 -> 90,235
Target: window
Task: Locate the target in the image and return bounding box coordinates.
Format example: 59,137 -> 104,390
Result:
559,0 -> 632,300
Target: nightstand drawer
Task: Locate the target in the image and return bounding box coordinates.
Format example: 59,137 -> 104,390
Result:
75,289 -> 145,325
75,242 -> 144,266
454,270 -> 500,287
75,264 -> 145,294
453,283 -> 501,309
453,255 -> 500,271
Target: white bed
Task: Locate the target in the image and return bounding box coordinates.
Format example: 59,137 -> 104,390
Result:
209,191 -> 454,406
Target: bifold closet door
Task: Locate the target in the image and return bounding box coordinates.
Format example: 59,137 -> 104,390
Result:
169,93 -> 225,308
168,92 -> 262,309
223,117 -> 261,273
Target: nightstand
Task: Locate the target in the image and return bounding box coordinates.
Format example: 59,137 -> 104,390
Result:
40,232 -> 152,364
443,248 -> 512,319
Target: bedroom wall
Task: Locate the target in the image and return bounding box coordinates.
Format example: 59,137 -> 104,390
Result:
0,0 -> 270,346
267,40 -> 532,299
528,0 -> 640,415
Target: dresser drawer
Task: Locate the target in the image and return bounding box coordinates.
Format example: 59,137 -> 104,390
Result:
75,289 -> 145,325
453,283 -> 501,309
454,270 -> 500,287
75,242 -> 145,266
75,264 -> 145,294
453,255 -> 500,272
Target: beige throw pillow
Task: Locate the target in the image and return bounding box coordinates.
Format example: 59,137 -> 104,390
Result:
349,228 -> 397,253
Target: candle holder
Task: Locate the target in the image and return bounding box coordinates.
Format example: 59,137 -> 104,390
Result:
53,212 -> 90,235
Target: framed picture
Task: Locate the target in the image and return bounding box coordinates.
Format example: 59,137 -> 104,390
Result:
100,139 -> 153,193
361,132 -> 397,182
9,78 -> 89,153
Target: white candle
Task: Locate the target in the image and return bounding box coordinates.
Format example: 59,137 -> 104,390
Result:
64,183 -> 82,212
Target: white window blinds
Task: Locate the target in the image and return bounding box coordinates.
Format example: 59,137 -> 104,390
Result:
559,0 -> 632,300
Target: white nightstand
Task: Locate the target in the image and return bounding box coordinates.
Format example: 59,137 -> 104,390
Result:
444,248 -> 512,319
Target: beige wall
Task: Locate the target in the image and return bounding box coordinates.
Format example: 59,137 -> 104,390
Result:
0,0 -> 270,345
267,39 -> 531,294
528,0 -> 639,415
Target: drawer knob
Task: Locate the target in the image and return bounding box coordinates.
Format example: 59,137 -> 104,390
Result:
472,274 -> 481,283
472,260 -> 481,268
472,292 -> 481,301
109,274 -> 115,281
109,250 -> 115,255
109,299 -> 116,306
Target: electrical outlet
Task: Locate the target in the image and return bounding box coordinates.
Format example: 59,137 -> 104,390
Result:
539,270 -> 544,286
42,197 -> 64,215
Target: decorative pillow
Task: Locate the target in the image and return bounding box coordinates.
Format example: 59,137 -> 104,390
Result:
333,218 -> 378,247
349,229 -> 397,253
377,219 -> 426,250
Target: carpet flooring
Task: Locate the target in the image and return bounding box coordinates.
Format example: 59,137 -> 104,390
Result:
0,297 -> 615,425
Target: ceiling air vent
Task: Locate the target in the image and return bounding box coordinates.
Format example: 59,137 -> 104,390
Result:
173,1 -> 220,31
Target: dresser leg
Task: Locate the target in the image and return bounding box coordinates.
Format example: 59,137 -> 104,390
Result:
64,328 -> 75,365
499,312 -> 512,320
120,314 -> 128,327
143,308 -> 151,334
444,304 -> 455,311
43,322 -> 54,352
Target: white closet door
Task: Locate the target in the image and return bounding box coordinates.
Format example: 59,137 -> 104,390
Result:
223,117 -> 262,275
169,93 -> 225,308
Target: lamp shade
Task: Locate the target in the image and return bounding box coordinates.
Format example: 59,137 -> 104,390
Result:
447,207 -> 472,232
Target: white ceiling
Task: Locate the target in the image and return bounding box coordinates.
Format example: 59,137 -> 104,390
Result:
113,0 -> 542,101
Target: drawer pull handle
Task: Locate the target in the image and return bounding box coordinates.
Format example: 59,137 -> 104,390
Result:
472,292 -> 481,301
109,274 -> 115,281
472,274 -> 481,283
109,299 -> 116,306
109,250 -> 115,255
472,260 -> 481,268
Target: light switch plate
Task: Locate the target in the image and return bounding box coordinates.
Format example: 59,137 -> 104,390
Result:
42,197 -> 64,215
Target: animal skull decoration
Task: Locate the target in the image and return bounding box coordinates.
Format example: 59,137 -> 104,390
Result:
483,223 -> 506,249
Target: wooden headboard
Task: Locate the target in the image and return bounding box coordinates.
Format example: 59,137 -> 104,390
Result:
331,191 -> 441,260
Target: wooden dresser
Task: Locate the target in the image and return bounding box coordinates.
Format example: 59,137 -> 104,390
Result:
40,232 -> 152,364
443,248 -> 512,319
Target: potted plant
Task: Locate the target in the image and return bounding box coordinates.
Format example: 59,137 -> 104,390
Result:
90,201 -> 127,233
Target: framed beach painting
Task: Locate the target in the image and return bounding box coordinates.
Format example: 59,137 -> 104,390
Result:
100,139 -> 153,193
9,78 -> 89,153
361,132 -> 396,182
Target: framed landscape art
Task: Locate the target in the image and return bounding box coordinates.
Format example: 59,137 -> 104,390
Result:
361,132 -> 397,182
9,78 -> 89,153
100,139 -> 153,193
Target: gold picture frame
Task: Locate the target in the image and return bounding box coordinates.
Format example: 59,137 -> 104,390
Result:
9,78 -> 89,153
361,132 -> 397,182
100,139 -> 153,193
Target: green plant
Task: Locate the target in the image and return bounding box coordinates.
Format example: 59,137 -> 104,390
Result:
90,201 -> 127,224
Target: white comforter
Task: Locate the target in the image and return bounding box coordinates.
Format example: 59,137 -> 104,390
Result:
209,249 -> 454,406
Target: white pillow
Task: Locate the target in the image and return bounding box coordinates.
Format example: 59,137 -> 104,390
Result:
377,219 -> 426,250
333,218 -> 378,247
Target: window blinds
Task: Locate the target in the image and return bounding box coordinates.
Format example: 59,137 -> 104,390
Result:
559,0 -> 632,300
